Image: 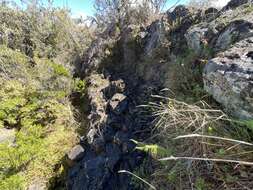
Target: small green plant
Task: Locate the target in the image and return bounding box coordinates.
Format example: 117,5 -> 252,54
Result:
132,140 -> 170,158
73,78 -> 86,94
50,62 -> 70,77
195,177 -> 207,190
0,174 -> 26,190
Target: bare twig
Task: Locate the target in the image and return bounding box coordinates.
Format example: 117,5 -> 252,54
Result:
159,156 -> 253,166
118,170 -> 157,190
174,134 -> 253,146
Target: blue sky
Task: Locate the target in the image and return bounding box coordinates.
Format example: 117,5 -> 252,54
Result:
14,0 -> 189,17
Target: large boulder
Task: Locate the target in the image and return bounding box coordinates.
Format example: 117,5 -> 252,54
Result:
222,0 -> 251,11
186,8 -> 253,55
203,37 -> 253,119
140,19 -> 165,55
214,20 -> 253,51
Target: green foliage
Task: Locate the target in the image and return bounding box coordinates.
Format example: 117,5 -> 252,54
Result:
73,78 -> 86,95
0,174 -> 25,190
130,158 -> 153,190
0,45 -> 77,189
132,140 -> 170,158
0,2 -> 90,189
241,120 -> 253,131
244,4 -> 253,13
195,177 -> 207,190
0,45 -> 29,65
0,3 -> 92,62
50,61 -> 70,77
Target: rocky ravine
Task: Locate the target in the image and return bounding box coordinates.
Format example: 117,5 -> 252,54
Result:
67,74 -> 155,190
67,1 -> 253,189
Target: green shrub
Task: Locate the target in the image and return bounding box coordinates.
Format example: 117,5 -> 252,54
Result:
0,45 -> 77,189
0,2 -> 91,188
50,62 -> 70,77
0,174 -> 25,190
73,78 -> 86,94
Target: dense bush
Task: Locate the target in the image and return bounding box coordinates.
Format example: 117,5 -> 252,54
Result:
0,43 -> 78,189
0,3 -> 92,65
0,2 -> 90,187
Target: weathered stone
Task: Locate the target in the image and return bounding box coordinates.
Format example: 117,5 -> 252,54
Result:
0,128 -> 15,144
103,79 -> 126,99
28,181 -> 46,190
205,7 -> 218,15
141,20 -> 165,55
92,137 -> 105,154
204,37 -> 253,119
166,5 -> 190,23
69,2 -> 253,190
69,156 -> 108,190
215,20 -> 253,51
222,0 -> 251,11
109,93 -> 128,114
185,26 -> 210,54
67,145 -> 85,162
87,74 -> 110,143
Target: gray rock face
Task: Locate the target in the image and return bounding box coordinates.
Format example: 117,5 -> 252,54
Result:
67,145 -> 85,162
185,26 -> 210,54
166,5 -> 191,23
69,1 -> 253,189
86,74 -> 110,143
215,20 -> 253,51
186,15 -> 253,54
222,0 -> 251,11
204,37 -> 253,119
141,20 -> 165,55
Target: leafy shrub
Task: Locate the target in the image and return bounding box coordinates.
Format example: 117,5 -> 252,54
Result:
0,45 -> 78,189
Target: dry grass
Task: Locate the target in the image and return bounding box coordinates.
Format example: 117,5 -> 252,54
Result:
143,95 -> 227,137
140,94 -> 253,189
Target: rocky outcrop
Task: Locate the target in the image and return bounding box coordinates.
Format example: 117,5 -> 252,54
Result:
203,37 -> 253,119
186,7 -> 253,54
215,20 -> 253,51
222,0 -> 252,11
141,20 -> 165,55
67,74 -> 154,190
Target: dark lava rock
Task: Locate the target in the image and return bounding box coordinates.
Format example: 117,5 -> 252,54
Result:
104,79 -> 126,99
167,5 -> 190,23
204,7 -> 218,21
68,156 -> 109,190
92,137 -> 105,154
246,51 -> 253,59
105,143 -> 122,171
113,131 -> 130,146
205,7 -> 218,15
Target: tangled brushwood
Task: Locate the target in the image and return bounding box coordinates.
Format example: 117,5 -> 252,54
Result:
138,95 -> 253,189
